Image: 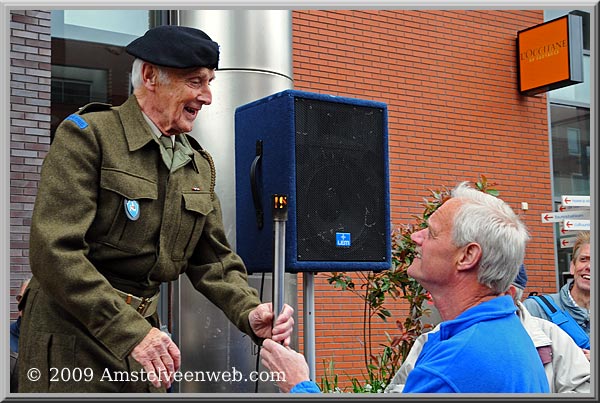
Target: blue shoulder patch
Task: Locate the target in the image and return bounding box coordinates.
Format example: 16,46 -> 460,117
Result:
65,114 -> 88,129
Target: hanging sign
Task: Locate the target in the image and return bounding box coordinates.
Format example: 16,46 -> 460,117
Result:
517,14 -> 583,95
563,219 -> 590,231
561,195 -> 590,207
560,236 -> 578,248
540,210 -> 589,223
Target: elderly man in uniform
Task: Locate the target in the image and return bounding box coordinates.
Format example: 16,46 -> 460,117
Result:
18,25 -> 294,393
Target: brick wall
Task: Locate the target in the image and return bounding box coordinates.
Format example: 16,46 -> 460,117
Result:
292,9 -> 556,389
9,10 -> 51,319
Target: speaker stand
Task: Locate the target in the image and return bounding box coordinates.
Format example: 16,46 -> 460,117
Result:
272,194 -> 287,325
303,272 -> 316,381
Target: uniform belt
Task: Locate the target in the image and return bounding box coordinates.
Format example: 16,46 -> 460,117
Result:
114,288 -> 160,318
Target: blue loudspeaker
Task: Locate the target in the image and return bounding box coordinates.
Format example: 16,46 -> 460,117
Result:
235,90 -> 391,273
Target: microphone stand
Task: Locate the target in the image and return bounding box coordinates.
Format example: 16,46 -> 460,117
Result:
272,194 -> 288,326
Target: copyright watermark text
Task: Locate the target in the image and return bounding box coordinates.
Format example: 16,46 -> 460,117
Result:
25,366 -> 285,384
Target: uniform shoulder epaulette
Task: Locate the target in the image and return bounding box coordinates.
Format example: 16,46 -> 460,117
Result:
77,102 -> 113,114
64,103 -> 113,130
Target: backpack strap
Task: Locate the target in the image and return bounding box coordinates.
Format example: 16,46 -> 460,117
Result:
529,295 -> 590,349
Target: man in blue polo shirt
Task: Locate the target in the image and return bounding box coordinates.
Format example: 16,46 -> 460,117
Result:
260,181 -> 549,393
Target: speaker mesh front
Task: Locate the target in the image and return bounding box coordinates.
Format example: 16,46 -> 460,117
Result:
295,97 -> 387,262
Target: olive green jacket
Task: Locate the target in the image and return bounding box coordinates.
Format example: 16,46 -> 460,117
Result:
19,95 -> 262,392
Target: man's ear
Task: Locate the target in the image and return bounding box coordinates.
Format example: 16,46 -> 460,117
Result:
456,243 -> 482,272
141,63 -> 158,88
506,284 -> 517,299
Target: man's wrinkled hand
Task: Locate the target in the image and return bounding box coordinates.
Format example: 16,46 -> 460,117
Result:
260,338 -> 310,393
249,303 -> 294,346
130,327 -> 181,389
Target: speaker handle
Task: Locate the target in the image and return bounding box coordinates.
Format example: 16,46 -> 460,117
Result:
250,140 -> 264,230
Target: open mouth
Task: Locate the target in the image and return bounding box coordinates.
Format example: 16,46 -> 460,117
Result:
184,106 -> 198,118
582,274 -> 590,280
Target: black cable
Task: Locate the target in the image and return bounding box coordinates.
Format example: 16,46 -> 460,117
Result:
254,271 -> 266,393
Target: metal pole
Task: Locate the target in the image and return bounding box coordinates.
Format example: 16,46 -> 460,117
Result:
303,272 -> 316,381
175,10 -> 295,393
272,195 -> 288,323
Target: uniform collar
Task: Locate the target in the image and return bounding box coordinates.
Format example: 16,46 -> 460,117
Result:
119,95 -> 200,173
141,111 -> 174,146
117,95 -> 161,152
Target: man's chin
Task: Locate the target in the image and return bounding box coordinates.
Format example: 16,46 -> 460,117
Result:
174,124 -> 195,134
577,279 -> 591,290
406,264 -> 419,279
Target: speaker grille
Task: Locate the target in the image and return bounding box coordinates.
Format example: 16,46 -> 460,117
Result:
294,97 -> 387,262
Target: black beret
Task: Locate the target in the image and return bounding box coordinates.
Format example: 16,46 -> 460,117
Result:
126,25 -> 219,69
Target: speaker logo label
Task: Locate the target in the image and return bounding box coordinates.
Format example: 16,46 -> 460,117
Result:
336,232 -> 351,248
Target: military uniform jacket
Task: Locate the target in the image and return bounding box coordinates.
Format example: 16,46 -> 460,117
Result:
19,95 -> 262,392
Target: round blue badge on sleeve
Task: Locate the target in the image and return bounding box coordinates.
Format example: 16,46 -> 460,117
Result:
124,199 -> 140,221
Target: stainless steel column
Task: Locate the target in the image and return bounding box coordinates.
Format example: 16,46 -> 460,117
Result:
173,10 -> 297,393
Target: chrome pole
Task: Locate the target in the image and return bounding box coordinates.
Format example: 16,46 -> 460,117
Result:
272,195 -> 288,323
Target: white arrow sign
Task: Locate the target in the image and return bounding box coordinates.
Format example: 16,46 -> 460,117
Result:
563,219 -> 590,231
561,195 -> 590,207
556,205 -> 590,212
541,210 -> 590,223
559,236 -> 577,248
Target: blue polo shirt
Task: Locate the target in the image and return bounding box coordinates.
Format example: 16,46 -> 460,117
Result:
403,295 -> 549,393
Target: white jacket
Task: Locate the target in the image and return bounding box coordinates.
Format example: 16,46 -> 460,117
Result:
385,301 -> 590,393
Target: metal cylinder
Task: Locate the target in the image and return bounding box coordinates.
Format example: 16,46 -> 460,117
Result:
171,10 -> 297,393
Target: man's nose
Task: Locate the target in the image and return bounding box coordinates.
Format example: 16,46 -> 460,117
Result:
197,86 -> 212,105
411,229 -> 426,244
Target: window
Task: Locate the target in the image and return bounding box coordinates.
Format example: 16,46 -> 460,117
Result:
551,104 -> 590,197
50,10 -> 149,139
567,127 -> 580,156
52,78 -> 92,105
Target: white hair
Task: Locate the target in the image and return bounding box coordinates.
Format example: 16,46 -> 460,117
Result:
451,181 -> 530,294
130,58 -> 171,90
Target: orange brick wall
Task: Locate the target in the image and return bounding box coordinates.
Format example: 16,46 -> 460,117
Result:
292,9 -> 557,389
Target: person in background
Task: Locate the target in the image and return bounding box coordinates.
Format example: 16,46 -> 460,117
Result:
10,278 -> 30,354
385,264 -> 590,393
18,25 -> 294,393
10,278 -> 30,393
523,231 -> 590,360
261,181 -> 549,393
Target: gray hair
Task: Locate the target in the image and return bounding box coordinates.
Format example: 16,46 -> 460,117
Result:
513,287 -> 524,302
451,181 -> 530,294
130,58 -> 171,90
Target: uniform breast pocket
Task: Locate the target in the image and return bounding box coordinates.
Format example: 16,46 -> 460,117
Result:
172,192 -> 214,261
98,168 -> 158,254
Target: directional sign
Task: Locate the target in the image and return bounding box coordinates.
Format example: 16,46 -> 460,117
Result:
557,205 -> 589,212
541,210 -> 590,223
563,219 -> 590,231
561,195 -> 590,207
560,236 -> 577,248
558,227 -> 571,236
